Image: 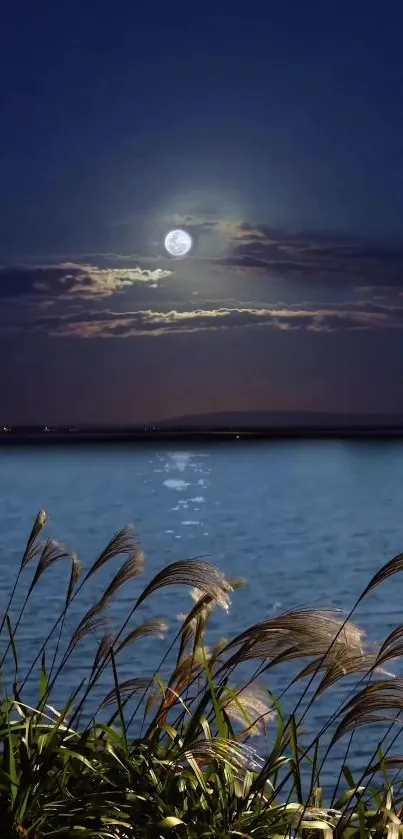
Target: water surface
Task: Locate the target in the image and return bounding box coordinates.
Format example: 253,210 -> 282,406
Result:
2,440 -> 403,786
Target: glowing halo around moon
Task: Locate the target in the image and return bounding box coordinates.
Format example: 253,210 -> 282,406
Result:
164,228 -> 192,257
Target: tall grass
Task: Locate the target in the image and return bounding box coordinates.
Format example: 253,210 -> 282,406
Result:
2,511 -> 403,836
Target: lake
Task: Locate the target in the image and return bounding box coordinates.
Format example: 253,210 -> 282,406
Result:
1,440 -> 403,789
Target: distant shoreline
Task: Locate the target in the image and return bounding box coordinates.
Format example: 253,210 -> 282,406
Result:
2,427 -> 403,445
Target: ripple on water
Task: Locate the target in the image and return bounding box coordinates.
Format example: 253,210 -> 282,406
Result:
163,479 -> 190,491
167,453 -> 192,472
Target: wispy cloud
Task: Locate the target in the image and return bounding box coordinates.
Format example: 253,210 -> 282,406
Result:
0,262 -> 172,302
26,301 -> 403,339
2,221 -> 403,345
165,214 -> 403,284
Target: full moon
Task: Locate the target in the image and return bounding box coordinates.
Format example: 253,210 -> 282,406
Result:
164,228 -> 192,257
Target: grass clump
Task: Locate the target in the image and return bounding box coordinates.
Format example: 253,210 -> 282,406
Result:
1,511 -> 403,836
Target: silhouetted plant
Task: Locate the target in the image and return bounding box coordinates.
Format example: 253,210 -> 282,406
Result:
1,510 -> 403,836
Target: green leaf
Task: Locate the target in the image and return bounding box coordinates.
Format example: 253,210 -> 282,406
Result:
289,714 -> 303,804
6,616 -> 18,679
342,764 -> 357,790
159,815 -> 185,827
200,642 -> 227,740
39,651 -> 48,708
300,819 -> 334,831
358,798 -> 367,839
7,728 -> 18,807
110,648 -> 128,754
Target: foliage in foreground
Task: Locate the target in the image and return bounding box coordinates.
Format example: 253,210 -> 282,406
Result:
2,512 -> 403,836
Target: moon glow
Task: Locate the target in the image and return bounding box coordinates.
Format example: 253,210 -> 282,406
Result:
164,228 -> 192,257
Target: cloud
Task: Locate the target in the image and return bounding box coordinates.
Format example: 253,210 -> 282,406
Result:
356,285 -> 403,300
3,219 -> 403,318
3,222 -> 403,349
164,214 -> 403,285
28,301 -> 403,339
0,262 -> 172,302
218,227 -> 403,283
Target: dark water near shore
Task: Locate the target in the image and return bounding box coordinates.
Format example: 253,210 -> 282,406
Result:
2,440 -> 403,788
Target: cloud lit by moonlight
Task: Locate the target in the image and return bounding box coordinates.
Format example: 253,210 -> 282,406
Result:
164,229 -> 192,257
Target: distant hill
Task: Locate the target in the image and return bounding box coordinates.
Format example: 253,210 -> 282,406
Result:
3,412 -> 403,444
3,412 -> 403,442
156,411 -> 403,430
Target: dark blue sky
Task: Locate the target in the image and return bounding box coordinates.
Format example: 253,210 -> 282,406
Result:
2,1 -> 403,423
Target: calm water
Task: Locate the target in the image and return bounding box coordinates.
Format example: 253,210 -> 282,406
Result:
2,440 -> 403,786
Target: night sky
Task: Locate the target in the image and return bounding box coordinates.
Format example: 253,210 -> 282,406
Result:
2,2 -> 403,425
